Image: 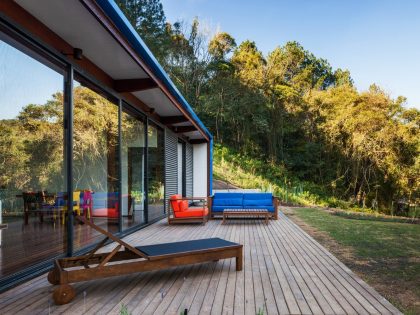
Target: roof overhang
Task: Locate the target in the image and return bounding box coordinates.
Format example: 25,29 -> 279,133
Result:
13,0 -> 212,142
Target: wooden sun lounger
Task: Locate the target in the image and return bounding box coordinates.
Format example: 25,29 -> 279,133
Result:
48,216 -> 243,305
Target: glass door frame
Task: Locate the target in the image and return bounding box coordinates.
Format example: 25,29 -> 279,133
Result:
120,101 -> 148,231
0,15 -> 169,290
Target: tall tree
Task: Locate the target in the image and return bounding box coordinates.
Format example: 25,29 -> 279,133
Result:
116,0 -> 169,62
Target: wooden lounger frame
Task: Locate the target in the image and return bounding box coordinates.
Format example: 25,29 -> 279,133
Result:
48,216 -> 243,305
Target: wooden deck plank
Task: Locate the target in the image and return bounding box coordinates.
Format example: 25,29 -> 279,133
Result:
179,224 -> 227,314
283,214 -> 400,314
260,222 -> 322,314
233,220 -> 246,315
222,222 -> 240,315
253,220 -> 284,315
280,212 -> 397,314
177,218 -> 226,315
0,212 -> 402,315
266,220 -> 340,314
199,219 -> 237,314
248,220 -> 267,314
256,220 -> 300,314
279,214 -> 368,314
210,220 -> 235,315
243,221 -> 256,315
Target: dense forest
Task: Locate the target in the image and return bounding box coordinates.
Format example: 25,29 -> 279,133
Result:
116,0 -> 419,214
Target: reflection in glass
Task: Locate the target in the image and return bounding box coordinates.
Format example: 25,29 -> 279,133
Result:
121,108 -> 146,229
0,37 -> 66,278
147,123 -> 165,221
72,80 -> 119,250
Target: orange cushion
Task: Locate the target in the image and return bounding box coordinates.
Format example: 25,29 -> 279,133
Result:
170,195 -> 182,212
174,208 -> 208,218
179,200 -> 189,211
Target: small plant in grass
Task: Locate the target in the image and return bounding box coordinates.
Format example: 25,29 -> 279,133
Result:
256,307 -> 264,315
120,303 -> 131,315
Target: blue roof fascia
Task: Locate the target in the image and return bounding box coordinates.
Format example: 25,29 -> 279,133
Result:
96,0 -> 212,140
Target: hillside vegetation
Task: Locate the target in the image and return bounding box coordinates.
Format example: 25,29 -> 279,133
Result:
116,0 -> 419,215
214,144 -> 420,218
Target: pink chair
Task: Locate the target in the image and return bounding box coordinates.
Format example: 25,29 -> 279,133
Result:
80,190 -> 93,220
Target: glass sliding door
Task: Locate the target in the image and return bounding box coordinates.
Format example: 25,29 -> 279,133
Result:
0,33 -> 66,278
147,123 -> 165,221
72,76 -> 119,250
121,105 -> 146,230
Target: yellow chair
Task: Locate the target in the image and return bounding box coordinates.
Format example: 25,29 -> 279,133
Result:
61,191 -> 81,225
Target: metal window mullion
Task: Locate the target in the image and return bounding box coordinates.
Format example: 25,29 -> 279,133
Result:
144,119 -> 149,223
65,65 -> 74,257
118,99 -> 123,233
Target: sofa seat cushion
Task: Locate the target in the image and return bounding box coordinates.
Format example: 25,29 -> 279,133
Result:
212,205 -> 243,212
243,205 -> 275,212
174,208 -> 208,218
213,198 -> 243,206
243,198 -> 272,207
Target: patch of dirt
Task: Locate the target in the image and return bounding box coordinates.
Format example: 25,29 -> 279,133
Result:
212,179 -> 239,190
284,206 -> 420,314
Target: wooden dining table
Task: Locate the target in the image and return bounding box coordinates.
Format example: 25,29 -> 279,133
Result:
16,193 -> 64,225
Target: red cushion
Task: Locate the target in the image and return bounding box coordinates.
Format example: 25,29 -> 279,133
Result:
170,195 -> 182,212
179,200 -> 189,211
91,208 -> 119,218
174,208 -> 208,218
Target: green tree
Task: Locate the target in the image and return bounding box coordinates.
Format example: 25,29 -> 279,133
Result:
116,0 -> 169,62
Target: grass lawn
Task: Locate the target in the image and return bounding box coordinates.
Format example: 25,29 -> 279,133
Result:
286,207 -> 420,315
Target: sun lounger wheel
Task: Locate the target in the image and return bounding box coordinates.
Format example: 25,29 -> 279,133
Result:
47,270 -> 59,285
53,284 -> 76,305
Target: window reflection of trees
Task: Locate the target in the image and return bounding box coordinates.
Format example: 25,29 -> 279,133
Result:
72,86 -> 118,192
0,92 -> 65,214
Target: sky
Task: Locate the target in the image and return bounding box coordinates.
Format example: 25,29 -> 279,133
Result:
161,0 -> 420,109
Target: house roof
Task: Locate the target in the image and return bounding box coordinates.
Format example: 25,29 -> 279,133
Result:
14,0 -> 212,141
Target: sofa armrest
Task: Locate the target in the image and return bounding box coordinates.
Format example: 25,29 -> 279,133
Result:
208,196 -> 213,219
272,196 -> 280,220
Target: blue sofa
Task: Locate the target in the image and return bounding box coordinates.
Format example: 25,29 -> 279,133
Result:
209,192 -> 279,219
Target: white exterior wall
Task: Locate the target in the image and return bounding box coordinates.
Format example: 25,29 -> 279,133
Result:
193,143 -> 208,197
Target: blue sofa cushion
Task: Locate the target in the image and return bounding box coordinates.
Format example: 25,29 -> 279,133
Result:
243,205 -> 275,212
211,192 -> 276,213
213,193 -> 244,199
242,193 -> 273,200
213,198 -> 243,206
213,193 -> 244,207
92,192 -> 118,209
243,198 -> 272,207
243,193 -> 272,207
212,205 -> 243,212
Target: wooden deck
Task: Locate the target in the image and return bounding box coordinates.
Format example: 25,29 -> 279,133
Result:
0,212 -> 401,314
